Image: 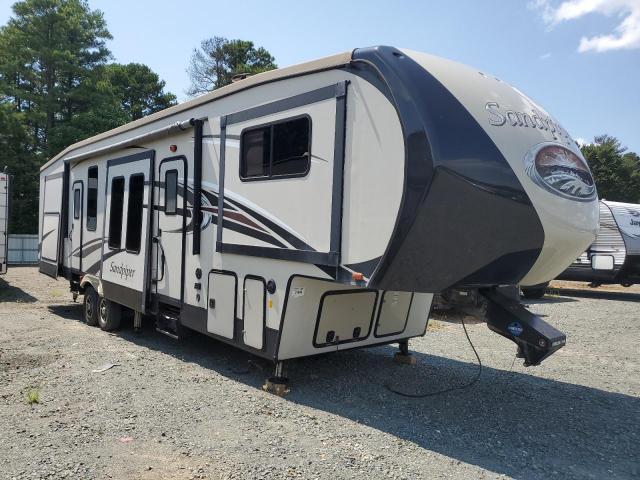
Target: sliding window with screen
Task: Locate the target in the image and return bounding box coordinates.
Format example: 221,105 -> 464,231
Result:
240,116 -> 311,181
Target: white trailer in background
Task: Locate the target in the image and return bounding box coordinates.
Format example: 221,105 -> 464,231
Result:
38,46 -> 599,387
559,200 -> 640,287
0,170 -> 9,275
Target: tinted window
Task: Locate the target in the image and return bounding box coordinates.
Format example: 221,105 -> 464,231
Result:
86,167 -> 98,231
126,174 -> 144,253
108,177 -> 125,249
164,170 -> 178,215
240,127 -> 270,178
73,188 -> 81,220
271,117 -> 310,176
240,116 -> 310,180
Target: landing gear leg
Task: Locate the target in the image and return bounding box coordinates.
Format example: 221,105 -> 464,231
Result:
133,311 -> 142,333
263,361 -> 290,396
394,340 -> 416,365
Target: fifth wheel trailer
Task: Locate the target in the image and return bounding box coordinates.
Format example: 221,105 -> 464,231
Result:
0,170 -> 9,275
38,46 -> 599,383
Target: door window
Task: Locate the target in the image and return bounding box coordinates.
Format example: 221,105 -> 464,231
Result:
86,167 -> 98,231
126,174 -> 145,253
108,177 -> 125,249
164,170 -> 178,215
73,188 -> 81,220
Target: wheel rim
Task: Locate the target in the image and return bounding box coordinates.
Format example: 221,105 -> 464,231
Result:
100,299 -> 107,322
85,295 -> 93,319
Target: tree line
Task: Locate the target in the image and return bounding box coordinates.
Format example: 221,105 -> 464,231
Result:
0,0 -> 638,235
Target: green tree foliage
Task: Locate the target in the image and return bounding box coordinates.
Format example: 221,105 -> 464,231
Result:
187,36 -> 277,95
0,104 -> 39,233
581,135 -> 640,204
0,0 -> 112,155
0,0 -> 176,232
103,63 -> 177,121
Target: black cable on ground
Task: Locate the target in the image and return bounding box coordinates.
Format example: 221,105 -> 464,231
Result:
385,315 -> 482,398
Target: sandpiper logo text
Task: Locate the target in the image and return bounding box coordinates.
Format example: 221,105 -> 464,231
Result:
110,262 -> 135,280
485,102 -> 571,143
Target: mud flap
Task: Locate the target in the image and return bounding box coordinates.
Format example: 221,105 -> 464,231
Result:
481,289 -> 566,366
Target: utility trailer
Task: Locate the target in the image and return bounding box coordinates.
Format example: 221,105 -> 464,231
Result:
0,170 -> 9,275
38,46 -> 599,388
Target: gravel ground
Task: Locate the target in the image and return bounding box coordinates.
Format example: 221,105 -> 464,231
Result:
1,267 -> 639,480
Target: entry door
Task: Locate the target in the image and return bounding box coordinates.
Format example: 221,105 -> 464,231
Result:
70,182 -> 83,272
101,152 -> 154,312
154,157 -> 186,301
0,172 -> 8,275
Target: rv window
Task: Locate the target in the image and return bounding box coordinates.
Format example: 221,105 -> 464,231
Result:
164,170 -> 178,215
126,174 -> 145,253
73,188 -> 81,220
271,117 -> 310,177
108,177 -> 125,249
86,166 -> 98,231
240,116 -> 310,180
241,127 -> 270,178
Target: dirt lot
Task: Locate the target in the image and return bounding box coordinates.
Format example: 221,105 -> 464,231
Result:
1,267 -> 639,480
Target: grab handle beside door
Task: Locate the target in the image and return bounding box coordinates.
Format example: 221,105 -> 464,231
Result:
152,236 -> 165,282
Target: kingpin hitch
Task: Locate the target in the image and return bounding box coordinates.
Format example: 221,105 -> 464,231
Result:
481,288 -> 566,366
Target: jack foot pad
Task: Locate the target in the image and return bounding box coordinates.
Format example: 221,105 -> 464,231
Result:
263,377 -> 290,396
393,352 -> 417,365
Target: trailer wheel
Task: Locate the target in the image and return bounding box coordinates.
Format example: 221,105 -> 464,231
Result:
83,286 -> 99,326
98,298 -> 122,331
521,283 -> 549,299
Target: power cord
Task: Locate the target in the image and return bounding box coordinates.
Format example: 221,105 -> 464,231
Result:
385,315 -> 483,398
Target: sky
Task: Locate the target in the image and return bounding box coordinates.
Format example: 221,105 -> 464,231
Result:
1,0 -> 639,153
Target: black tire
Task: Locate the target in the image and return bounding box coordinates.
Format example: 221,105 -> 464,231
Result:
83,286 -> 99,326
521,283 -> 549,299
98,297 -> 122,331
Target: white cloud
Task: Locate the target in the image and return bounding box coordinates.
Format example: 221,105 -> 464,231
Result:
575,137 -> 588,146
530,0 -> 640,52
539,52 -> 552,59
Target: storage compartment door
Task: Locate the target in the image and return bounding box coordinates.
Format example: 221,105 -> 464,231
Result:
243,277 -> 265,349
313,290 -> 377,347
207,271 -> 236,339
375,291 -> 413,337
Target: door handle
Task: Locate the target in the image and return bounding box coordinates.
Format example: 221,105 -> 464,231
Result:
152,236 -> 165,282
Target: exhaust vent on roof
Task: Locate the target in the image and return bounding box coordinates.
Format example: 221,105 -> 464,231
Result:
231,73 -> 253,83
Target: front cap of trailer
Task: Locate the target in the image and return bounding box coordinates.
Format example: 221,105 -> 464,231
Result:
352,46 -> 599,293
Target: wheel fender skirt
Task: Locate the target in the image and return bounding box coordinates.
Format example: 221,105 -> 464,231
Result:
481,288 -> 566,366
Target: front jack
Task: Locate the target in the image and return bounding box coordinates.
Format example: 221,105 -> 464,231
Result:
394,340 -> 417,365
263,361 -> 290,396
